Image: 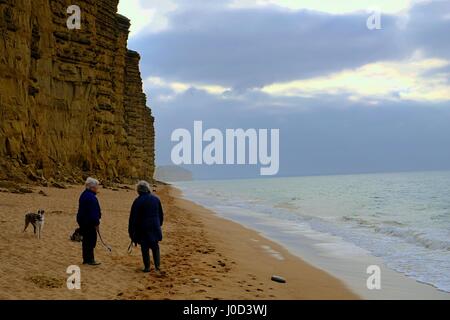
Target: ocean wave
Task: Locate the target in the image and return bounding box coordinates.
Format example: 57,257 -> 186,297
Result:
341,216 -> 450,251
373,226 -> 450,251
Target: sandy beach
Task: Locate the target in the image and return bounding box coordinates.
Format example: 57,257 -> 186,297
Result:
0,183 -> 358,300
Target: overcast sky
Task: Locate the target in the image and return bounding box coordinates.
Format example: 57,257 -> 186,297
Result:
119,0 -> 450,179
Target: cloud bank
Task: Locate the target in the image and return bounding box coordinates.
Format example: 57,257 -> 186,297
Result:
119,0 -> 450,179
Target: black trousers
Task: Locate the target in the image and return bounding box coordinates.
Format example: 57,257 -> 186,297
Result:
80,225 -> 97,263
141,242 -> 160,270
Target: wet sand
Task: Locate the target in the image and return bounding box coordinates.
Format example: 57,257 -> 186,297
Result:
0,183 -> 358,299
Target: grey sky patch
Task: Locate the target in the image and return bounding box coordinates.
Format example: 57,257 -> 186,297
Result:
152,87 -> 450,179
129,0 -> 450,179
402,1 -> 450,60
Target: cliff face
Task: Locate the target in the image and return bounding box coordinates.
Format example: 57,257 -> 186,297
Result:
0,0 -> 155,184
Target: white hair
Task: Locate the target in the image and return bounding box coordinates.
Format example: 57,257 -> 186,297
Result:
137,180 -> 151,194
85,177 -> 100,189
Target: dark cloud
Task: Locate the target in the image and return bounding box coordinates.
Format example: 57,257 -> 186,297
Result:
131,5 -> 406,89
405,0 -> 450,59
131,1 -> 449,89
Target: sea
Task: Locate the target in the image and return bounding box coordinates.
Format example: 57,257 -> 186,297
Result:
175,171 -> 450,295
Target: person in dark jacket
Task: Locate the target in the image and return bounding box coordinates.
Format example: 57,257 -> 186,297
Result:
128,180 -> 164,273
77,177 -> 102,266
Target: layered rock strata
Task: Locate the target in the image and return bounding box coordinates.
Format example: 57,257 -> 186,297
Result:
0,0 -> 155,184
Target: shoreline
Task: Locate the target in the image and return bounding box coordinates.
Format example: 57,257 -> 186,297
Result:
173,184 -> 450,300
0,182 -> 358,299
168,185 -> 359,299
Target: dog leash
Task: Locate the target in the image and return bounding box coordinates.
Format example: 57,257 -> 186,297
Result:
96,228 -> 112,252
127,240 -> 134,254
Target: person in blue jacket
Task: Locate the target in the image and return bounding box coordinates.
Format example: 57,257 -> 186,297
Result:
128,180 -> 164,273
77,177 -> 102,266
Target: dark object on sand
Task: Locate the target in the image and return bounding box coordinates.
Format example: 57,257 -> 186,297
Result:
271,275 -> 286,283
70,228 -> 83,242
51,181 -> 67,189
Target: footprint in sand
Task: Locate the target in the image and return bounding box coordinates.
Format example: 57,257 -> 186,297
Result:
196,289 -> 207,293
26,275 -> 63,289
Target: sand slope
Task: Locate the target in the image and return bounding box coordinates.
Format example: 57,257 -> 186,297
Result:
0,184 -> 357,300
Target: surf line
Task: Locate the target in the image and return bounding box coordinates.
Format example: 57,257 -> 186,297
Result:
171,121 -> 280,176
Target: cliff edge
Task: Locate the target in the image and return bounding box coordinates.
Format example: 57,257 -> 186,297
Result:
0,0 -> 155,184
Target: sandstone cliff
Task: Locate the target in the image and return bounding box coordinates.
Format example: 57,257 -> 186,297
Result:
0,0 -> 155,184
